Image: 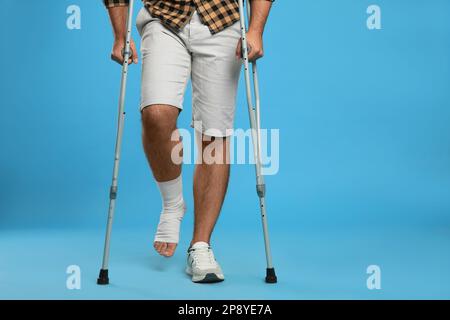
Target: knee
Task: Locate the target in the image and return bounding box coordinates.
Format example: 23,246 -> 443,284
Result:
141,105 -> 178,135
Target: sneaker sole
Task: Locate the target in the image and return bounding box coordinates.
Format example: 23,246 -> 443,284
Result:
185,266 -> 224,283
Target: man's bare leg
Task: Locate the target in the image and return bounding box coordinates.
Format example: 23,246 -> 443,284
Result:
191,133 -> 230,245
141,104 -> 182,257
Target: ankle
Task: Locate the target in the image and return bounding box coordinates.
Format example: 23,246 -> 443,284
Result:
190,238 -> 210,247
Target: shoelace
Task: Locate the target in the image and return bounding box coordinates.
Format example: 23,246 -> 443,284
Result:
191,247 -> 216,268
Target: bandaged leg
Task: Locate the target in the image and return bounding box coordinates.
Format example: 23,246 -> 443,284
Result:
154,174 -> 186,244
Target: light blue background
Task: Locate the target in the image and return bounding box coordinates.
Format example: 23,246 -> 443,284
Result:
1,0 -> 449,299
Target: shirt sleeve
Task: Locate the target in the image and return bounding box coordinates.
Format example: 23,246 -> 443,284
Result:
103,0 -> 129,8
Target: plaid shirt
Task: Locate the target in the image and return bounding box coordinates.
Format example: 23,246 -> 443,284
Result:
104,0 -> 274,34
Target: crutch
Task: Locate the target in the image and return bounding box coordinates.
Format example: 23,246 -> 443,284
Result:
238,0 -> 277,283
97,0 -> 135,285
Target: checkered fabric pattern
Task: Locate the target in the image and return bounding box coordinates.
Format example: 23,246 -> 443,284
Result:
103,0 -> 274,34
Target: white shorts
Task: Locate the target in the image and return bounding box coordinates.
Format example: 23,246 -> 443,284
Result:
136,7 -> 242,137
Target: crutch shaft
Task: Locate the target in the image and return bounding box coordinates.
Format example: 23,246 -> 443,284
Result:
98,0 -> 135,285
238,0 -> 277,284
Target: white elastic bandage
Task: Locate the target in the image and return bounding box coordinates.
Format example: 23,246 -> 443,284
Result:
154,174 -> 186,244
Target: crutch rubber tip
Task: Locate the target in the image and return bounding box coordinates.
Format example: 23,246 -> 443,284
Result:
97,269 -> 109,285
265,268 -> 277,284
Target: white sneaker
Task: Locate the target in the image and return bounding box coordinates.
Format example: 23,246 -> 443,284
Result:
186,242 -> 225,283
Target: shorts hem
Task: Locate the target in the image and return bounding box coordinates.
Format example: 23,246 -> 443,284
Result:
140,99 -> 183,112
191,121 -> 234,138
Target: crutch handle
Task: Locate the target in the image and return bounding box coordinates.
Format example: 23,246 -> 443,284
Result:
122,47 -> 133,59
240,44 -> 253,59
110,47 -> 134,65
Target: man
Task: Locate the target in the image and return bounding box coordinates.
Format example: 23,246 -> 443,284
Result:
103,0 -> 273,283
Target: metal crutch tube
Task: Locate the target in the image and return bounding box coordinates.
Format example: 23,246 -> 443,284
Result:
238,0 -> 277,284
97,0 -> 135,285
